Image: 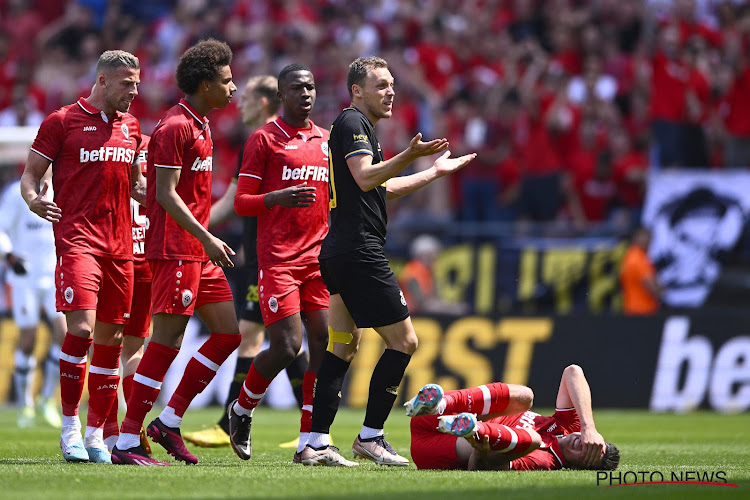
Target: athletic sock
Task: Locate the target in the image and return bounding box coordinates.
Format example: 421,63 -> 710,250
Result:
474,422 -> 535,454
103,395 -> 119,450
59,333 -> 92,417
41,344 -> 60,400
359,425 -> 384,439
285,352 -> 308,409
235,362 -> 271,417
13,350 -> 35,408
310,351 -> 350,434
299,370 -> 315,433
166,333 -> 240,419
87,344 -> 121,431
443,382 -> 510,416
362,349 -> 411,430
119,341 -> 178,437
218,356 -> 254,432
122,374 -> 134,403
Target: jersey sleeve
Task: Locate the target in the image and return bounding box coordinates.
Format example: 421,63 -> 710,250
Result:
151,120 -> 190,169
239,130 -> 270,182
510,450 -> 560,471
340,113 -> 374,159
553,408 -> 580,434
30,110 -> 65,162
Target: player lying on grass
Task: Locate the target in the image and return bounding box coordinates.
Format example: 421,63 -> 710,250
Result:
405,364 -> 620,471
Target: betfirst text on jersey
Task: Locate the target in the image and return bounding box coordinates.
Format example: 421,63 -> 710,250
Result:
80,146 -> 136,164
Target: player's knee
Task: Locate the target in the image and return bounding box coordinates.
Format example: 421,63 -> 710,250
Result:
516,385 -> 534,410
391,334 -> 418,355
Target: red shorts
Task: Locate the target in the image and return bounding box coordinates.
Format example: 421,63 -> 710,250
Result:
410,415 -> 462,470
258,263 -> 329,327
55,253 -> 133,324
149,259 -> 234,315
124,280 -> 152,338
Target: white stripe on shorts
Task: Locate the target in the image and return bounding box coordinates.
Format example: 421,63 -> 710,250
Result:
89,365 -> 119,376
497,427 -> 518,453
193,352 -> 220,372
479,384 -> 491,415
134,373 -> 162,389
59,352 -> 87,365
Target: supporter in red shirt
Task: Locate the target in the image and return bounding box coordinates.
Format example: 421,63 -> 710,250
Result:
20,50 -> 144,464
611,127 -> 649,212
113,39 -> 240,467
574,151 -> 618,223
227,64 -> 330,462
720,65 -> 750,167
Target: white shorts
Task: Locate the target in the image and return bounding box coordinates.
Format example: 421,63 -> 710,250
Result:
11,280 -> 61,329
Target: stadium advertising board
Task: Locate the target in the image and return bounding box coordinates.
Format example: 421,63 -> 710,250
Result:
344,312 -> 750,413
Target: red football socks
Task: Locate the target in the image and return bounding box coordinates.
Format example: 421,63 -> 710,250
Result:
167,333 -> 240,417
120,341 -> 178,435
299,370 -> 316,433
237,363 -> 272,412
444,382 -> 510,416
59,333 -> 92,417
474,422 -> 536,454
87,344 -> 122,429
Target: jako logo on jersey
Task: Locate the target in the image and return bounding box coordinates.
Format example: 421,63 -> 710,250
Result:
269,296 -> 278,313
182,290 -> 193,307
80,147 -> 135,164
285,145 -> 298,150
64,287 -> 74,304
281,165 -> 328,182
190,156 -> 213,171
83,126 -> 97,132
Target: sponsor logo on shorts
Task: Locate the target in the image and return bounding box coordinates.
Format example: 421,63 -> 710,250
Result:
182,290 -> 193,307
386,385 -> 399,396
399,290 -> 406,306
123,313 -> 131,319
64,287 -> 74,304
269,296 -> 278,313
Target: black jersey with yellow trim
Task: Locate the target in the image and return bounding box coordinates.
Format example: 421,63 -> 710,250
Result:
320,107 -> 387,259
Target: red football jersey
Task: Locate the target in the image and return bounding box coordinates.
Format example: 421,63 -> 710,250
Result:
239,117 -> 329,269
132,135 -> 151,281
146,99 -> 214,261
30,98 -> 141,258
490,408 -> 580,471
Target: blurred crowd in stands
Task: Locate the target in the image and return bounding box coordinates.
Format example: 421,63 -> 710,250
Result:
2,0 -> 750,248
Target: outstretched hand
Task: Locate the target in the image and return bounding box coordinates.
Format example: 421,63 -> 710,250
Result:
267,182 -> 317,208
433,150 -> 477,177
28,180 -> 61,223
580,427 -> 606,467
407,133 -> 449,159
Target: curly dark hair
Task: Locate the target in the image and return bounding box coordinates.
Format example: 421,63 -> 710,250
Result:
176,38 -> 233,95
578,442 -> 620,471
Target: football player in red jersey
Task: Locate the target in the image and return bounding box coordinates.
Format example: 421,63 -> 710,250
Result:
112,39 -> 240,466
406,365 -> 619,471
102,135 -> 153,456
20,50 -> 145,464
184,75 -> 312,450
227,64 -> 331,463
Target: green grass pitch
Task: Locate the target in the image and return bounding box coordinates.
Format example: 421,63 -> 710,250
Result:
0,407 -> 747,499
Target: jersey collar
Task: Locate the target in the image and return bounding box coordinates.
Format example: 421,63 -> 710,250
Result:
273,117 -> 323,141
343,106 -> 373,127
77,98 -> 120,123
178,98 -> 209,129
549,438 -> 567,469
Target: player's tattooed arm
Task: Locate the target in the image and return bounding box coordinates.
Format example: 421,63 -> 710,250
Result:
131,158 -> 146,206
